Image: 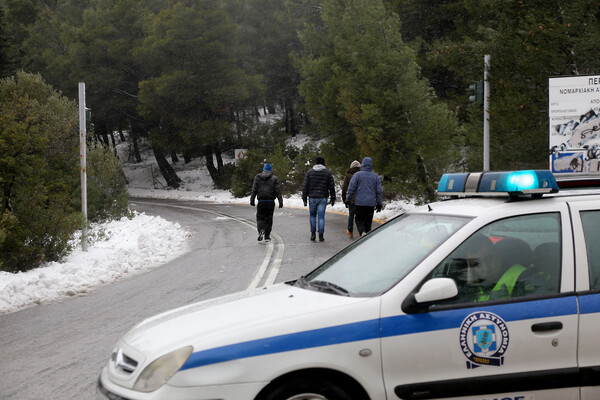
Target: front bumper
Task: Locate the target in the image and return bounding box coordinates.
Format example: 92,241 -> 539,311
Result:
97,377 -> 130,400
97,368 -> 268,400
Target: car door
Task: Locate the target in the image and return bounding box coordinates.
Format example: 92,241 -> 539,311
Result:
570,199 -> 600,400
381,205 -> 579,400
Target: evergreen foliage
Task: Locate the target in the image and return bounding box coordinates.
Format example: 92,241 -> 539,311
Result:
230,143 -> 319,198
388,0 -> 600,171
84,145 -> 129,221
0,71 -> 129,272
297,0 -> 458,201
0,0 -> 598,221
0,71 -> 81,271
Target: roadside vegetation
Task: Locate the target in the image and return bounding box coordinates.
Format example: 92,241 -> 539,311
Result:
0,0 -> 598,271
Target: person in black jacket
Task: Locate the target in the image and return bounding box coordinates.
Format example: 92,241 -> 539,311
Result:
302,156 -> 336,242
250,163 -> 283,242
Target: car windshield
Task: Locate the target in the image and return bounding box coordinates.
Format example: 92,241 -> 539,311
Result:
299,213 -> 471,297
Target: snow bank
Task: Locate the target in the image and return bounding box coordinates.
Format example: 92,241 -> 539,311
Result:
0,213 -> 189,314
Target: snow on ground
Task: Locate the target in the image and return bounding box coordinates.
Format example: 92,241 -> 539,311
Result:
0,134 -> 415,314
0,213 -> 189,314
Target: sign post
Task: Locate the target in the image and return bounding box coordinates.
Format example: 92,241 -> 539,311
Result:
483,54 -> 490,172
78,82 -> 88,251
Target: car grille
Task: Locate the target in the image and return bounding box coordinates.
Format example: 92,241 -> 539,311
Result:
111,348 -> 138,374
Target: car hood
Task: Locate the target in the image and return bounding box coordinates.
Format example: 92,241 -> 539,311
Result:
121,283 -> 377,360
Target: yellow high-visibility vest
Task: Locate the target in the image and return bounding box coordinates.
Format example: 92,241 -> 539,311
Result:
476,264 -> 526,302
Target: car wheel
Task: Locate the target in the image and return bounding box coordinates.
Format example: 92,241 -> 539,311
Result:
262,377 -> 355,400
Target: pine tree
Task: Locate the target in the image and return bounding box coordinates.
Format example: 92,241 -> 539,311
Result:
488,0 -> 600,169
0,5 -> 14,78
297,0 -> 459,200
136,0 -> 262,187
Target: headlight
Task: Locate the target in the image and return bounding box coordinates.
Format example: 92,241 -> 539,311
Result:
133,346 -> 193,392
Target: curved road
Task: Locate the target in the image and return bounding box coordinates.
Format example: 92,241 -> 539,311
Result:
0,198 -> 359,400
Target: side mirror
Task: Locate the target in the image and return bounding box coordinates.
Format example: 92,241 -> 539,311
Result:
402,278 -> 459,314
415,278 -> 458,303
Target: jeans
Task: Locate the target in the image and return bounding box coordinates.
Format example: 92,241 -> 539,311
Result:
347,203 -> 356,232
309,198 -> 327,234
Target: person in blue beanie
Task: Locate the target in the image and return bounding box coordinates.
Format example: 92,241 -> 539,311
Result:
346,157 -> 383,237
250,163 -> 283,242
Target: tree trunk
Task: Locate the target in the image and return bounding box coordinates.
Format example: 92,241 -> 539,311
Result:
254,105 -> 260,121
205,145 -> 219,184
153,147 -> 181,189
171,151 -> 179,163
95,121 -> 110,146
109,129 -> 116,148
130,121 -> 142,163
284,99 -> 298,137
416,154 -> 436,203
118,126 -> 126,142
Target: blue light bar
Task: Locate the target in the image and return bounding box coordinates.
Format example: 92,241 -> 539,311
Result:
437,170 -> 559,197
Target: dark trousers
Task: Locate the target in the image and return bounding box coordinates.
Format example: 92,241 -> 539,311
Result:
355,205 -> 375,235
256,201 -> 276,236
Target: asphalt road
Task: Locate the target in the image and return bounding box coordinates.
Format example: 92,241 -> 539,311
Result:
0,198 -> 359,400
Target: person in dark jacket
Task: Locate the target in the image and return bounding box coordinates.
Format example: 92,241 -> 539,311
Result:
341,160 -> 361,238
250,163 -> 283,242
302,156 -> 336,242
346,157 -> 383,237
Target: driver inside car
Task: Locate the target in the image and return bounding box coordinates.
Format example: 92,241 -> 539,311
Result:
460,234 -> 527,302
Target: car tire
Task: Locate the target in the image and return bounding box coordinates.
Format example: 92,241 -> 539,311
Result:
261,376 -> 355,400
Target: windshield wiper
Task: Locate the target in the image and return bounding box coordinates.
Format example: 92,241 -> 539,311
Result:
308,280 -> 350,296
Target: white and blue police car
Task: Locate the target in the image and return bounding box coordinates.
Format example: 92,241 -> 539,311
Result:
98,170 -> 600,400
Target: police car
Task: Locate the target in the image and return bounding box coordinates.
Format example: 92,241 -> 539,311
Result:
98,170 -> 600,400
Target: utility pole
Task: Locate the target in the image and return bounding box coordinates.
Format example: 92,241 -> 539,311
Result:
483,54 -> 490,171
78,82 -> 88,251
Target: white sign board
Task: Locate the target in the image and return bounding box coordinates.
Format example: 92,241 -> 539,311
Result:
234,149 -> 248,165
549,75 -> 600,176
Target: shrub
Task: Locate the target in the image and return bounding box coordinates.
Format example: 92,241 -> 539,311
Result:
84,145 -> 129,221
0,72 -> 84,271
230,150 -> 267,198
230,143 -> 320,198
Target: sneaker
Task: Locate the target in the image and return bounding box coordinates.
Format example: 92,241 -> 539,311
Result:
264,235 -> 271,242
310,232 -> 316,241
346,229 -> 353,238
319,234 -> 324,242
258,230 -> 264,241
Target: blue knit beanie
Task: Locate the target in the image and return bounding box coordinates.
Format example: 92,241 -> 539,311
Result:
263,163 -> 273,172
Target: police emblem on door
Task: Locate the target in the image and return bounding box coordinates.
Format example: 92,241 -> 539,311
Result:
459,312 -> 510,368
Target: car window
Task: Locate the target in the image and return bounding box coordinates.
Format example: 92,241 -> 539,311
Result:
581,210 -> 600,290
303,213 -> 470,296
430,213 -> 562,305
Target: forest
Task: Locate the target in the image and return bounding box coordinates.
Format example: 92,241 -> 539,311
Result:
0,0 -> 599,270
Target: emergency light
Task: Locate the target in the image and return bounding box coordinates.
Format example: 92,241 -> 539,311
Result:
437,170 -> 559,197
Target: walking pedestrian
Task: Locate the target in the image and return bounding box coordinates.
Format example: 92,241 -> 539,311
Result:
346,157 -> 383,237
302,156 -> 336,242
341,160 -> 361,238
250,163 -> 283,242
